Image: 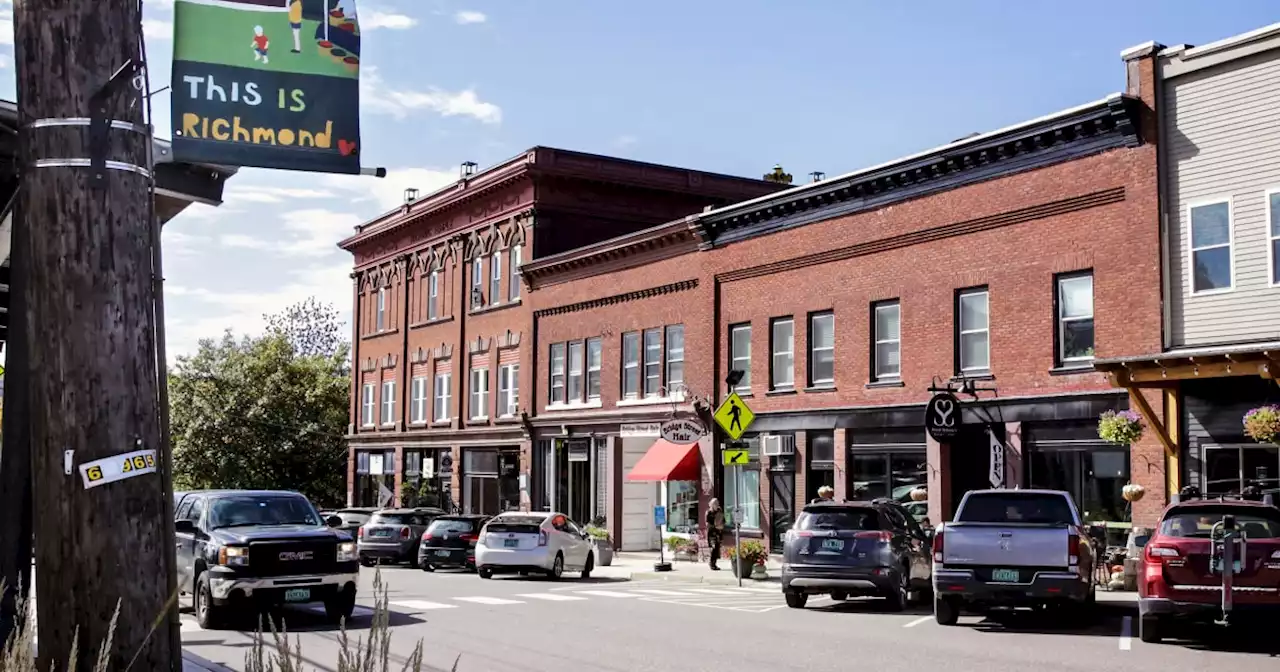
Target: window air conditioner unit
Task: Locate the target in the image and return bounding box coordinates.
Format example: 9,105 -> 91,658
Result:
761,434 -> 794,457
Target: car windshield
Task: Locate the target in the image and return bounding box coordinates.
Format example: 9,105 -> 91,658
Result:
428,519 -> 477,534
338,513 -> 371,526
208,495 -> 319,529
1159,508 -> 1280,539
957,493 -> 1074,525
796,508 -> 881,531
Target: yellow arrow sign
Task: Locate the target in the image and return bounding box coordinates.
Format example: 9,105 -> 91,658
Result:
713,392 -> 755,441
722,448 -> 749,466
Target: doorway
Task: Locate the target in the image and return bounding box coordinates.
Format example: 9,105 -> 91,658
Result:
769,464 -> 795,551
947,423 -> 1000,515
555,439 -> 594,524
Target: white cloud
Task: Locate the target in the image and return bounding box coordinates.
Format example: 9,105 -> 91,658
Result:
613,135 -> 638,148
363,11 -> 417,30
219,233 -> 272,250
224,184 -> 335,204
214,209 -> 359,258
323,167 -> 457,212
454,10 -> 487,25
0,54 -> 9,69
361,67 -> 502,124
142,18 -> 172,40
162,229 -> 214,258
0,4 -> 12,47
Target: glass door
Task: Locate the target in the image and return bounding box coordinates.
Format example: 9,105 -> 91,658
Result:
769,469 -> 795,551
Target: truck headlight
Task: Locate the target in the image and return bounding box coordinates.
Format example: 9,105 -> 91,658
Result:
337,542 -> 356,563
219,546 -> 249,567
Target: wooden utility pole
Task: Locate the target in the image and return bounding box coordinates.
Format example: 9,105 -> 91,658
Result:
14,1 -> 178,669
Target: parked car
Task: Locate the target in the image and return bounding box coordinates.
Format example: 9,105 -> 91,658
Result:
1137,490 -> 1280,643
418,514 -> 491,572
931,489 -> 1096,626
357,507 -> 444,566
781,499 -> 932,609
173,489 -> 359,629
331,507 -> 379,537
474,511 -> 594,580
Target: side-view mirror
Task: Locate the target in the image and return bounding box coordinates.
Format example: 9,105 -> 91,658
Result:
175,519 -> 196,535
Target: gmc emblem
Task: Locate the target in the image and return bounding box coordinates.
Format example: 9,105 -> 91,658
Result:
279,551 -> 314,561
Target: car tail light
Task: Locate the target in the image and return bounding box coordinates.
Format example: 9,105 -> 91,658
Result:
401,527 -> 411,540
538,531 -> 548,547
358,527 -> 364,539
791,530 -> 813,538
932,530 -> 944,563
1067,533 -> 1080,566
854,531 -> 893,542
422,532 -> 433,541
461,534 -> 478,546
1145,544 -> 1181,561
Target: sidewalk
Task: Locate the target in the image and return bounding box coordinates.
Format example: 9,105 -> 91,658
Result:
593,551 -> 782,586
184,651 -> 236,672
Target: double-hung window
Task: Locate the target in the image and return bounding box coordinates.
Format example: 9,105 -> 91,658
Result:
490,251 -> 502,305
427,271 -> 438,320
730,324 -> 751,392
1188,199 -> 1233,293
621,332 -> 640,399
808,312 -> 834,387
549,343 -> 566,405
665,325 -> 684,390
410,376 -> 428,424
375,287 -> 387,332
586,337 -> 602,401
470,257 -> 484,307
957,288 -> 990,373
361,383 -> 375,426
433,373 -> 451,422
643,328 -> 661,397
1269,191 -> 1280,285
770,317 -> 795,390
509,244 -> 522,301
872,301 -> 901,380
1056,272 -> 1095,364
380,380 -> 396,425
567,341 -> 585,402
469,368 -> 489,419
498,364 -> 519,417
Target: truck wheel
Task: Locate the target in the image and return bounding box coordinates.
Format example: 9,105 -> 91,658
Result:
194,572 -> 225,630
885,569 -> 909,612
785,591 -> 808,609
1139,615 -> 1162,643
934,595 -> 960,626
324,588 -> 357,624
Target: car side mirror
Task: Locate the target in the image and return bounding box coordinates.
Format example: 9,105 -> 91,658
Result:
326,515 -> 343,528
175,519 -> 196,535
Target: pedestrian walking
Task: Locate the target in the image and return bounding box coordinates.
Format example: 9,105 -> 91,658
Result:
705,498 -> 725,570
810,485 -> 834,504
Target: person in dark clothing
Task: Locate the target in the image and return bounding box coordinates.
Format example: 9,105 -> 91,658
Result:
809,485 -> 835,504
705,498 -> 725,570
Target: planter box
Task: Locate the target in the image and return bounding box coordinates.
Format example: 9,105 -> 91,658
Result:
592,539 -> 614,567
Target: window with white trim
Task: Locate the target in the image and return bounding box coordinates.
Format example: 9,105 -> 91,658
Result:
410,376 -> 428,424
470,257 -> 484,308
873,301 -> 900,380
770,317 -> 795,390
730,324 -> 751,391
509,244 -> 522,301
361,383 -> 375,427
375,287 -> 387,332
665,325 -> 684,389
808,312 -> 834,387
433,373 -> 451,422
1056,272 -> 1094,364
549,343 -> 566,404
490,251 -> 501,305
622,332 -> 640,399
643,328 -> 661,397
427,271 -> 438,320
586,337 -> 602,401
567,340 -> 585,402
1269,192 -> 1280,285
470,368 -> 490,419
957,288 -> 990,372
1189,199 -> 1232,293
380,380 -> 396,425
498,364 -> 519,417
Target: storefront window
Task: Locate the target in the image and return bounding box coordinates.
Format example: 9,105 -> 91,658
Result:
1203,444 -> 1280,496
463,449 -> 520,515
354,449 -> 395,507
722,437 -> 761,529
664,481 -> 698,533
847,451 -> 927,504
1028,448 -> 1129,523
806,431 -> 834,502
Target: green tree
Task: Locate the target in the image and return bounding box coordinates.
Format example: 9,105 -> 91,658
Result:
169,299 -> 350,507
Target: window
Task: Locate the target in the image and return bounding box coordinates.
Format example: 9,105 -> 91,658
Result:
621,332 -> 640,399
567,341 -> 585,402
490,251 -> 501,305
730,324 -> 751,391
549,343 -> 566,404
1269,191 -> 1280,285
470,368 -> 490,419
643,328 -> 661,396
375,287 -> 387,332
498,364 -> 519,417
723,440 -> 761,529
410,376 -> 428,424
433,373 -> 451,422
427,271 -> 438,320
361,383 -> 375,426
1056,272 -> 1094,364
1189,199 -> 1232,293
509,244 -> 522,301
807,312 -> 834,387
770,317 -> 795,389
957,289 -> 989,372
380,380 -> 396,425
470,257 -> 484,307
873,301 -> 901,380
665,325 -> 684,389
586,337 -> 602,401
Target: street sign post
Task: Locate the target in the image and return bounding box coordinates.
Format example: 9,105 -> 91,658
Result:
654,505 -> 670,572
714,392 -> 756,586
714,392 -> 755,441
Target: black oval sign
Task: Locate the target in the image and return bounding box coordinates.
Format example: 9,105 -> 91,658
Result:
924,392 -> 962,442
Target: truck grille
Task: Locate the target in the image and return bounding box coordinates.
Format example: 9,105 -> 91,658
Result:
249,540 -> 338,577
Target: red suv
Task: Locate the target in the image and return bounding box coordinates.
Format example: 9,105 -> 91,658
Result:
1138,492 -> 1280,643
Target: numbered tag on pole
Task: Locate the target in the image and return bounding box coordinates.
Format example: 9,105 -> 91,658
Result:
79,449 -> 158,489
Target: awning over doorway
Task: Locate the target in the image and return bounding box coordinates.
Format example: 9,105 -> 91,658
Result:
626,439 -> 700,482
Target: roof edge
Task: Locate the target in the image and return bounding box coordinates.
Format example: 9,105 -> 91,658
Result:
523,216 -> 700,288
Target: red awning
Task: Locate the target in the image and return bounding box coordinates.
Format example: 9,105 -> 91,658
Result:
626,439 -> 700,482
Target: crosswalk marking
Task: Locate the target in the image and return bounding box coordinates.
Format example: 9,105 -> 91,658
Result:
574,590 -> 640,598
453,596 -> 525,605
390,600 -> 458,611
517,593 -> 588,602
630,589 -> 696,596
682,588 -> 745,595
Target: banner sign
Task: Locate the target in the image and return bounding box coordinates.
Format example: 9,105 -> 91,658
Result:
171,0 -> 362,174
924,392 -> 962,442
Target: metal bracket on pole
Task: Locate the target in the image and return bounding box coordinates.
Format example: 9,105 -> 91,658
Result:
88,59 -> 143,190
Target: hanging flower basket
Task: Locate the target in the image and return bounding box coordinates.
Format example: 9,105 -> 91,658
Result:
909,486 -> 928,502
1243,405 -> 1280,445
1098,410 -> 1143,445
1122,483 -> 1146,503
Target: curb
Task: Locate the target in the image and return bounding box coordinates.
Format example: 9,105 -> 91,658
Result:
183,650 -> 237,672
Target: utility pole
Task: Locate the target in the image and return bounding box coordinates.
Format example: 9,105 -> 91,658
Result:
14,1 -> 178,669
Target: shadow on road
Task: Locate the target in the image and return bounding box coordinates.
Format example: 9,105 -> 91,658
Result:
1156,623 -> 1280,657
228,604 -> 427,634
809,597 -> 932,616
489,574 -> 632,584
963,605 -> 1127,638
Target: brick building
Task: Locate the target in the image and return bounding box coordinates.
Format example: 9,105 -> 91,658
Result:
338,147 -> 785,513
523,48 -> 1170,553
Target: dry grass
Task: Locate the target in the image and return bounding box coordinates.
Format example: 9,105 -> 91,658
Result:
1,570 -> 460,672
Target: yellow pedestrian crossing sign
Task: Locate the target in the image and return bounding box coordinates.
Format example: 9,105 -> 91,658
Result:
714,391 -> 755,441
722,448 -> 749,466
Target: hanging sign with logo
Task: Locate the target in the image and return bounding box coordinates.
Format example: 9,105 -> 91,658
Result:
988,430 -> 1006,488
660,418 -> 705,444
170,0 -> 363,174
924,392 -> 962,442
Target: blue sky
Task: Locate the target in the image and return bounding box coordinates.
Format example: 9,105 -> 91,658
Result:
0,1 -> 1275,360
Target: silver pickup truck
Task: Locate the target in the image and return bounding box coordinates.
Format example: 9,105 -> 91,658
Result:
931,489 -> 1096,625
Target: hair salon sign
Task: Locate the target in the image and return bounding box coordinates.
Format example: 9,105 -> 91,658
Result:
660,419 -> 706,444
924,392 -> 963,442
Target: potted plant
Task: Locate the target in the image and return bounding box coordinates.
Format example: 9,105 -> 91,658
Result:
725,540 -> 767,579
585,525 -> 613,566
1098,410 -> 1143,445
1244,405 -> 1280,445
1122,483 -> 1146,503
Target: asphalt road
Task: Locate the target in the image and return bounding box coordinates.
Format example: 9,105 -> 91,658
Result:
181,566 -> 1280,672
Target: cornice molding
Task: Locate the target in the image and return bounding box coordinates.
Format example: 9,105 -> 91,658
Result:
522,216 -> 699,289
534,279 -> 699,318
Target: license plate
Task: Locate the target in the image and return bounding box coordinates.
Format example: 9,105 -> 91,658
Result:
371,529 -> 391,537
504,539 -> 519,548
991,569 -> 1020,583
284,588 -> 310,603
1212,558 -> 1242,573
436,550 -> 452,557
820,539 -> 845,552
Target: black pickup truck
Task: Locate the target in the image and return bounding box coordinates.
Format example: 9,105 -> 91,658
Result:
174,490 -> 360,629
